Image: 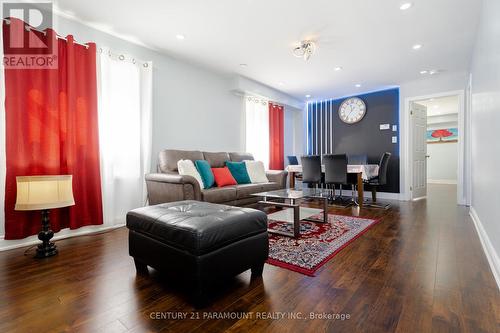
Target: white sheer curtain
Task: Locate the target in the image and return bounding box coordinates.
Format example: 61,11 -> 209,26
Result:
97,48 -> 152,227
245,96 -> 269,169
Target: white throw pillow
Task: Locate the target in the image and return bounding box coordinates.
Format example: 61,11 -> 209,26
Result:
177,159 -> 204,189
244,160 -> 268,183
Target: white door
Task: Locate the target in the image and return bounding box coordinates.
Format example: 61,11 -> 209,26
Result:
411,102 -> 427,199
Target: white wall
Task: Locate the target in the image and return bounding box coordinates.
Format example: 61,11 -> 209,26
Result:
427,142 -> 458,183
469,0 -> 500,285
51,16 -> 246,164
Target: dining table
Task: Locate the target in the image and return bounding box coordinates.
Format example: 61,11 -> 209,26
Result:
285,164 -> 379,206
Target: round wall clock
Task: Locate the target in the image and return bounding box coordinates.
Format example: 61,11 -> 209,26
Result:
338,97 -> 367,124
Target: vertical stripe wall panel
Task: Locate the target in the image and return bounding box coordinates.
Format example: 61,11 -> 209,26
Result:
306,100 -> 335,156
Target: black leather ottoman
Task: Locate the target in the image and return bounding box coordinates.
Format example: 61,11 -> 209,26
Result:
126,200 -> 269,300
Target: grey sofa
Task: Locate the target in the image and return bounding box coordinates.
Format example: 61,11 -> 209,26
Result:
146,149 -> 288,206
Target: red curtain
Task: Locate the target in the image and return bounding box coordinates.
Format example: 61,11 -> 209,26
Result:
3,18 -> 103,239
268,102 -> 284,170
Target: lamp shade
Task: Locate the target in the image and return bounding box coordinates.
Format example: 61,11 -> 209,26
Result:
15,175 -> 75,211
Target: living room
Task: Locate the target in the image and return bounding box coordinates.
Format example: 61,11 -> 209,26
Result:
1,1 -> 499,332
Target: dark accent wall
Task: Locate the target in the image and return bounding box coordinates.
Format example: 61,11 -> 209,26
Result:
307,88 -> 400,193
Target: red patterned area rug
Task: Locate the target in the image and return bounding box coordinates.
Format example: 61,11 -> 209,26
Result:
267,213 -> 380,276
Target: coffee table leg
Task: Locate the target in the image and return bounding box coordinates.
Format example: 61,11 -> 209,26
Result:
323,197 -> 328,223
293,204 -> 300,238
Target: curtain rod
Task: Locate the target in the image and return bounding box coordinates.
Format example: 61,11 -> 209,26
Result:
2,17 -> 90,49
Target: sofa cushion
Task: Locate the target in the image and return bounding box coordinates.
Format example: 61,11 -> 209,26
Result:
261,182 -> 281,192
203,152 -> 230,168
234,183 -> 265,199
159,149 -> 204,173
229,152 -> 254,162
201,186 -> 237,203
126,200 -> 267,255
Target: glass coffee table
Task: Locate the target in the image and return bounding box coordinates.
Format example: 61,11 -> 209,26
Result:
252,188 -> 329,238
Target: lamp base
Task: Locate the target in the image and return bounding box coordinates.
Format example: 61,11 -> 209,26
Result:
35,242 -> 58,258
35,209 -> 58,259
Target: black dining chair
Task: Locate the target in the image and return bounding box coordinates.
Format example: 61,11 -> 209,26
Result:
323,154 -> 358,207
287,156 -> 299,165
300,155 -> 322,190
364,152 -> 391,209
287,156 -> 303,189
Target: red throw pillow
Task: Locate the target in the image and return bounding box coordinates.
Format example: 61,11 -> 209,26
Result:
211,167 -> 237,187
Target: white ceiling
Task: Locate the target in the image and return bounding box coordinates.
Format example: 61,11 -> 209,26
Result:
54,0 -> 481,101
417,95 -> 459,116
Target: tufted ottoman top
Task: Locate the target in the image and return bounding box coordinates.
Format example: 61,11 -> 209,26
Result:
127,200 -> 268,255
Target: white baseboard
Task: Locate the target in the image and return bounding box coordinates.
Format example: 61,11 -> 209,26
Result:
427,179 -> 457,185
0,223 -> 125,252
469,207 -> 500,291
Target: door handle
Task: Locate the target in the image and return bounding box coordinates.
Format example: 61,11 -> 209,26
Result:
425,155 -> 430,158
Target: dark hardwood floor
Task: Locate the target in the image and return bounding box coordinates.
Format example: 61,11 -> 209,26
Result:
0,184 -> 499,333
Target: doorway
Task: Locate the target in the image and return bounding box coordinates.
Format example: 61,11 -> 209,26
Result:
408,91 -> 465,205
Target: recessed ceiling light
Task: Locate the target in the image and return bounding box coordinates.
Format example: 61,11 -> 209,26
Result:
400,2 -> 413,10
420,70 -> 428,74
239,63 -> 248,67
334,66 -> 343,71
355,84 -> 361,88
412,44 -> 422,50
175,34 -> 185,40
305,94 -> 311,98
429,69 -> 439,75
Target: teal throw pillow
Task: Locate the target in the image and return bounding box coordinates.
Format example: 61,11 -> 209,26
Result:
225,161 -> 251,184
195,160 -> 215,188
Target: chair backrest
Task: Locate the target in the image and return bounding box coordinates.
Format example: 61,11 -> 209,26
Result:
300,155 -> 322,184
287,156 -> 299,165
323,154 -> 348,184
348,154 -> 368,165
377,152 -> 392,185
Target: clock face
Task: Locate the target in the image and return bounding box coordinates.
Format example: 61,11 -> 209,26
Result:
338,97 -> 367,124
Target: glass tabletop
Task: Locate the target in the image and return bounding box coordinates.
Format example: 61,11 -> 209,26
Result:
252,188 -> 329,200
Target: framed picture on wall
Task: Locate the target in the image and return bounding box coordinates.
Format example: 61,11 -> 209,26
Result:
426,128 -> 458,144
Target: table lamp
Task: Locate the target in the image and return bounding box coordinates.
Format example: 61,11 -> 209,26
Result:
15,175 -> 75,258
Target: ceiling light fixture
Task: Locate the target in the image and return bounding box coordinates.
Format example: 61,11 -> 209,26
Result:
175,34 -> 185,40
400,2 -> 413,10
293,40 -> 316,61
239,63 -> 248,67
412,44 -> 422,50
420,70 -> 428,74
305,94 -> 311,98
334,66 -> 343,71
355,84 -> 361,88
